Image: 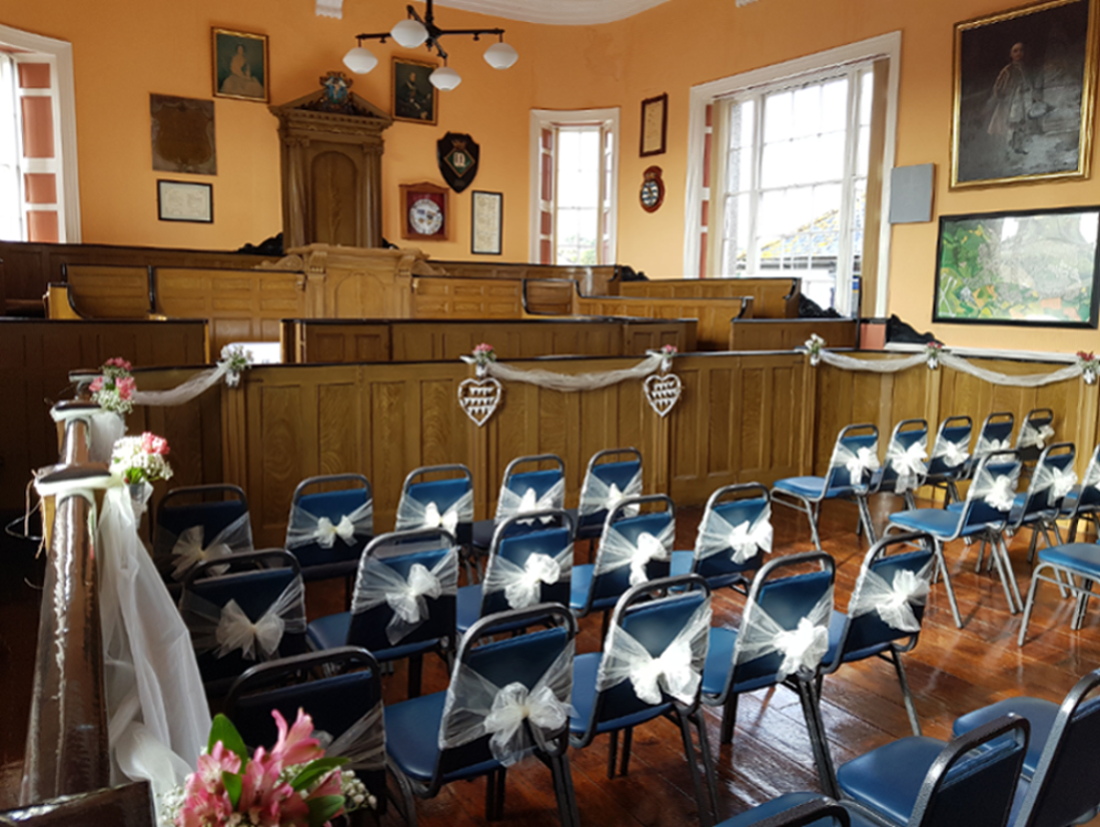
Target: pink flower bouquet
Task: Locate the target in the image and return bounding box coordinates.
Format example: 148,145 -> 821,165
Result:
91,356 -> 136,415
110,432 -> 173,485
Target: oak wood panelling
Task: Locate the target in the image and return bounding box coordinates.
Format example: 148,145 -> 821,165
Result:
288,321 -> 392,363
523,279 -> 574,315
416,259 -> 618,296
62,265 -> 151,319
575,295 -> 753,350
730,318 -> 859,351
411,277 -> 523,319
618,276 -> 801,318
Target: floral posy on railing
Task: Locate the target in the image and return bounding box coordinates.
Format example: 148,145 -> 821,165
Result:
110,432 -> 173,485
92,357 -> 136,415
1078,351 -> 1099,385
220,344 -> 255,388
924,341 -> 944,370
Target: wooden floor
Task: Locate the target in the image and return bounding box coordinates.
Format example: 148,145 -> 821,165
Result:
3,495 -> 1100,824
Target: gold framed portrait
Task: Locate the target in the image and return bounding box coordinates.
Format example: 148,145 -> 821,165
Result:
212,27 -> 269,103
392,57 -> 438,125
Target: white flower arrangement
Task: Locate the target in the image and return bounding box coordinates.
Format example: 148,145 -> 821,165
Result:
220,344 -> 255,388
110,432 -> 173,485
803,334 -> 826,367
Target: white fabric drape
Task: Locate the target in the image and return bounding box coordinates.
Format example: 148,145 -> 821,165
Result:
130,349 -> 250,407
886,438 -> 928,494
1018,421 -> 1056,450
439,640 -> 574,766
164,512 -> 253,581
495,479 -> 566,523
969,462 -> 1021,512
847,559 -> 934,633
596,598 -> 711,706
695,505 -> 773,564
483,544 -> 573,610
181,577 -> 306,661
595,520 -> 675,586
1030,463 -> 1078,502
395,489 -> 474,533
89,411 -> 127,463
351,547 -> 459,645
485,354 -> 664,393
813,349 -> 1086,388
285,500 -> 373,550
735,588 -> 833,680
578,468 -> 643,517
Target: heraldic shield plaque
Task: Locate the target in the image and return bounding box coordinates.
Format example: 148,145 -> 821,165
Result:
437,132 -> 480,193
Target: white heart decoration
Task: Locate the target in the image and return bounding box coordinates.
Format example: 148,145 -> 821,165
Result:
643,373 -> 682,418
458,377 -> 503,427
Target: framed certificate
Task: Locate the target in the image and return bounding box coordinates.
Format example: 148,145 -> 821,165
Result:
640,93 -> 668,157
157,180 -> 213,223
471,190 -> 503,255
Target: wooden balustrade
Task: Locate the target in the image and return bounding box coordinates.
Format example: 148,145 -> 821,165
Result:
574,295 -> 753,350
729,318 -> 859,351
617,276 -> 800,318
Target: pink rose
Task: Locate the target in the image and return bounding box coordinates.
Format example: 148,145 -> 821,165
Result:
115,376 -> 136,399
89,377 -> 104,393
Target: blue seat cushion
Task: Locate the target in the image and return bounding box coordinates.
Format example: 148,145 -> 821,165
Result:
952,696 -> 1058,777
385,691 -> 500,785
701,627 -> 738,698
670,549 -> 695,577
836,736 -> 944,824
570,564 -> 594,611
456,584 -> 482,634
774,477 -> 827,500
889,508 -> 960,537
470,518 -> 496,550
307,612 -> 351,651
1037,543 -> 1100,577
715,792 -> 876,827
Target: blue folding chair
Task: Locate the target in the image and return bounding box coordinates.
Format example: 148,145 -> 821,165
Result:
671,483 -> 772,594
715,796 -> 850,827
284,473 -> 373,583
1015,407 -> 1056,469
570,575 -> 718,826
470,453 -> 566,551
971,412 -> 1015,469
226,646 -> 387,814
952,667 -> 1100,827
394,463 -> 474,542
574,447 -> 644,541
874,420 -> 928,512
457,509 -> 574,635
385,604 -> 580,826
701,551 -> 838,796
153,483 -> 253,586
772,424 -> 880,550
887,452 -> 1023,628
923,416 -> 972,506
819,532 -> 936,737
570,493 -> 674,622
307,527 -> 457,698
1006,443 -> 1076,563
1059,444 -> 1100,543
178,548 -> 308,697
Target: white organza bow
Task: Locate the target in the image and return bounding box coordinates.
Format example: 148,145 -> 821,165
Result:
596,520 -> 675,586
831,441 -> 880,486
495,479 -> 566,524
285,499 -> 372,550
847,558 -> 934,633
351,548 -> 459,645
394,489 -> 473,534
484,544 -> 573,610
932,435 -> 970,468
167,512 -> 253,581
216,600 -> 285,661
695,505 -> 773,564
1031,463 -> 1078,502
326,702 -> 386,773
597,598 -> 711,705
1018,422 -> 1055,450
976,435 -> 1012,455
970,463 -> 1021,512
886,439 -> 928,494
736,588 -> 833,681
578,468 -> 643,517
440,640 -> 574,766
182,576 -> 306,662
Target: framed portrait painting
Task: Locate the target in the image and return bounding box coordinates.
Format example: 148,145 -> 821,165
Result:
933,205 -> 1100,328
392,57 -> 437,125
212,28 -> 269,102
951,0 -> 1098,188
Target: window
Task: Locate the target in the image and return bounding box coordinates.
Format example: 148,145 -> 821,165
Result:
685,34 -> 899,317
530,108 -> 618,265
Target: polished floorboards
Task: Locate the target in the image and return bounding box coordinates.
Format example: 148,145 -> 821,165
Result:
2,493 -> 1100,824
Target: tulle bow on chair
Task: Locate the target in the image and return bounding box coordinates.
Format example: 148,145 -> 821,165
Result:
353,548 -> 459,645
737,589 -> 833,681
597,522 -> 674,587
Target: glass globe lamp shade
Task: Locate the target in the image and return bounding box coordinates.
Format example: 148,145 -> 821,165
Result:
391,19 -> 428,48
343,45 -> 378,74
483,41 -> 518,69
430,66 -> 462,90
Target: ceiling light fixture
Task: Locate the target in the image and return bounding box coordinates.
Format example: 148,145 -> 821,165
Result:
342,0 -> 518,90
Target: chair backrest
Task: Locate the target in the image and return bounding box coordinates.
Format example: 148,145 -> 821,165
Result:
1011,442 -> 1076,529
831,532 -> 935,665
435,604 -> 577,782
909,714 -> 1029,827
225,647 -> 386,806
179,549 -> 307,690
479,509 -> 574,617
692,483 -> 772,587
577,447 -> 644,530
285,473 -> 373,568
576,575 -> 710,742
586,494 -> 675,608
1065,444 -> 1100,528
974,412 -> 1015,458
153,483 -> 253,582
395,464 -> 474,542
742,797 -> 852,827
1016,668 -> 1100,827
959,452 -> 1021,531
1016,408 -> 1056,460
823,424 -> 879,493
927,415 -> 973,478
731,551 -> 836,687
0,782 -> 156,827
347,527 -> 458,654
877,419 -> 929,495
494,454 -> 566,523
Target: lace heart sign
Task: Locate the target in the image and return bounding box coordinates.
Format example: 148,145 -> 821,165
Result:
458,377 -> 503,427
643,373 -> 682,418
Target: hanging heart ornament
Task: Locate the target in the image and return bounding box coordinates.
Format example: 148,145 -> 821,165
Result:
458,377 -> 503,426
643,373 -> 682,418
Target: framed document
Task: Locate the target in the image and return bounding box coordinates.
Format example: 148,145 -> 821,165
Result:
640,93 -> 668,157
157,180 -> 213,223
471,190 -> 503,255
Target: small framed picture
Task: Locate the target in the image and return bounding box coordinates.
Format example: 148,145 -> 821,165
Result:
640,93 -> 668,157
393,57 -> 438,125
471,191 -> 503,255
212,28 -> 269,102
157,180 -> 213,223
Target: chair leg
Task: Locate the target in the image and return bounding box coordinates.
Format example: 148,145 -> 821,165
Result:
1073,578 -> 1094,630
606,730 -> 619,779
994,535 -> 1023,612
933,541 -> 963,628
620,727 -> 634,776
856,495 -> 877,545
807,501 -> 822,550
1017,564 -> 1047,646
795,679 -> 838,799
718,692 -> 739,745
484,767 -> 506,821
888,647 -> 921,736
390,766 -> 420,827
676,711 -> 715,827
548,748 -> 581,827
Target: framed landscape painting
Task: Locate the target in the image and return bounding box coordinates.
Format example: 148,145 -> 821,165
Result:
933,206 -> 1100,327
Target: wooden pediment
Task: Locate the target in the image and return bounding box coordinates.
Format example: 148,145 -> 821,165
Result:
270,86 -> 393,130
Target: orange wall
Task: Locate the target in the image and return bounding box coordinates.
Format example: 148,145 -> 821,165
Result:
4,0 -> 1100,352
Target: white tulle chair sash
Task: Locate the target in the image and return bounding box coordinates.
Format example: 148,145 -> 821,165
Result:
829,441 -> 880,488
695,505 -> 773,564
182,577 -> 306,661
1018,422 -> 1055,450
89,411 -> 126,463
931,434 -> 970,469
439,640 -> 574,766
1030,463 -> 1078,502
167,512 -> 253,581
595,520 -> 674,586
976,435 -> 1012,456
886,438 -> 928,494
968,463 -> 1021,512
394,489 -> 474,533
495,478 -> 566,523
847,559 -> 934,633
351,547 -> 459,645
596,598 -> 711,706
285,500 -> 373,550
322,702 -> 386,773
578,469 -> 643,517
734,588 -> 833,681
483,544 -> 573,610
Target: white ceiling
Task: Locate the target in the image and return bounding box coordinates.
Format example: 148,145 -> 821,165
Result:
435,0 -> 673,25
